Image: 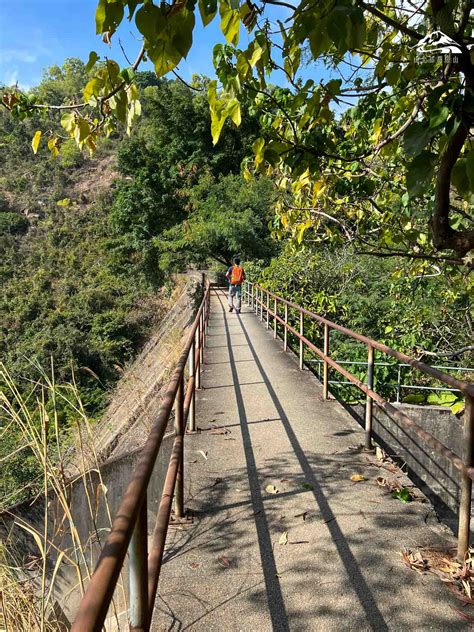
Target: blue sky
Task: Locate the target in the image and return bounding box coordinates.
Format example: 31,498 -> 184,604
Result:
0,0 -> 323,89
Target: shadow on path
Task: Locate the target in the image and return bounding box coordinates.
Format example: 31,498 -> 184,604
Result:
219,291 -> 291,632
214,289 -> 389,631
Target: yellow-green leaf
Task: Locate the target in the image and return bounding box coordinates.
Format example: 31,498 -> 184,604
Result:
47,136 -> 60,158
61,112 -> 76,134
31,130 -> 42,154
220,0 -> 240,45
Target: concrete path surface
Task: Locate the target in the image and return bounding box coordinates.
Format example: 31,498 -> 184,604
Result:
151,289 -> 467,631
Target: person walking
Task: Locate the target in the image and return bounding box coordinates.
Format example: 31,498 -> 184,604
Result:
226,257 -> 246,314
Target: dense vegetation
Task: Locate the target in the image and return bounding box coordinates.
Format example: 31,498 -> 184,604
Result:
0,62 -> 273,503
4,0 -> 473,266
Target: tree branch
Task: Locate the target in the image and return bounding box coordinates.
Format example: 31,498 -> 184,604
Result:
416,345 -> 474,360
356,0 -> 423,41
355,249 -> 468,266
430,116 -> 474,257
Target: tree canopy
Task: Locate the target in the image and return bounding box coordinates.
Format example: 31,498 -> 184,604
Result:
2,0 -> 473,268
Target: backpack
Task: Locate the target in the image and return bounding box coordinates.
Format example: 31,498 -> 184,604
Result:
231,265 -> 244,285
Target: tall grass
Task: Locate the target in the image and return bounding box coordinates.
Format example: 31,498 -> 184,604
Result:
0,362 -> 126,630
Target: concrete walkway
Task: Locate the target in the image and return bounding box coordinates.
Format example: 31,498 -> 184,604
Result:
152,289 -> 467,631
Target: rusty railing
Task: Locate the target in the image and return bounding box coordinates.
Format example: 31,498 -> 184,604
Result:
71,280 -> 211,632
243,281 -> 474,560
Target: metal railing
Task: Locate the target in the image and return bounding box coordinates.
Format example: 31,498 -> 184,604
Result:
308,359 -> 473,402
243,281 -> 474,560
71,280 -> 211,632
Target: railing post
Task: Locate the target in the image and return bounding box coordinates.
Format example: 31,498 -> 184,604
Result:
299,311 -> 304,370
458,394 -> 473,560
323,323 -> 329,400
365,345 -> 375,450
188,340 -> 196,432
174,376 -> 184,518
200,311 -> 205,360
195,326 -> 201,390
274,298 -> 277,339
194,327 -> 201,389
199,310 -> 206,356
266,291 -> 270,329
129,494 -> 148,632
396,364 -> 401,403
284,303 -> 288,351
259,287 -> 263,321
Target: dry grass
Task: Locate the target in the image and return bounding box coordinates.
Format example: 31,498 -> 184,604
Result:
0,362 -> 126,631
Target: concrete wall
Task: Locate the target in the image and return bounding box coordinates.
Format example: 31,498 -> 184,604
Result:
343,401 -> 464,526
0,430 -> 174,630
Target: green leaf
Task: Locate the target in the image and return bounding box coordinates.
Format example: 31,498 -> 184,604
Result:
466,150 -> 474,191
406,152 -> 436,198
325,79 -> 342,97
119,67 -> 135,83
85,51 -> 99,73
451,159 -> 470,197
96,0 -> 124,34
392,488 -> 412,503
429,105 -> 449,129
127,0 -> 141,20
31,130 -> 41,154
83,77 -> 104,105
145,6 -> 195,77
328,10 -> 350,53
385,65 -> 400,86
135,3 -> 161,42
199,0 -> 217,26
404,122 -> 432,157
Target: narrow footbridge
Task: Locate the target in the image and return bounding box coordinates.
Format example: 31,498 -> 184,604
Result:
72,281 -> 474,631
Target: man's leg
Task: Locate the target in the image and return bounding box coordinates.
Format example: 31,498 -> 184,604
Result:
228,285 -> 235,311
235,285 -> 242,312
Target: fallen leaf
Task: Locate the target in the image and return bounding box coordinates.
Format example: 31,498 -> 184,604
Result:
350,474 -> 366,482
294,511 -> 308,521
375,446 -> 388,461
280,478 -> 290,483
198,450 -> 208,460
279,531 -> 288,545
265,484 -> 279,494
218,555 -> 231,568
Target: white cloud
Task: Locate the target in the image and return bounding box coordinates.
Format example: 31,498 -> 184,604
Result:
0,49 -> 38,64
2,68 -> 19,86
